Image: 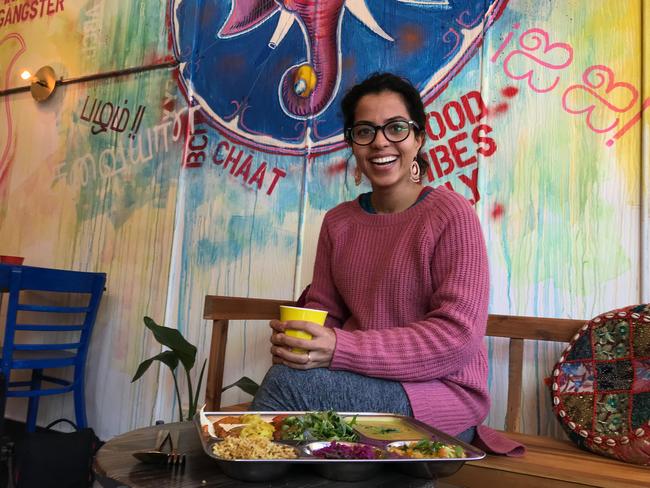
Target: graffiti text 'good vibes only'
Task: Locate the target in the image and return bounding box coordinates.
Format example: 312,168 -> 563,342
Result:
422,90 -> 497,205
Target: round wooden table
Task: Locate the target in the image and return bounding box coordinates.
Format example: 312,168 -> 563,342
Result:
94,421 -> 463,487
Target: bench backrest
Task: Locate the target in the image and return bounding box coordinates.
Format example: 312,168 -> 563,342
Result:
203,295 -> 585,431
487,314 -> 584,432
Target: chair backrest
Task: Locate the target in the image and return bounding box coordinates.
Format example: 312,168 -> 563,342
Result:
1,264 -> 107,369
203,295 -> 294,409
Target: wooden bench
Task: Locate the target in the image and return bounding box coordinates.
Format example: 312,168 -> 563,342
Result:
203,295 -> 650,487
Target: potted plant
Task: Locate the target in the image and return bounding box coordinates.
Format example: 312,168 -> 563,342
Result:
132,316 -> 259,421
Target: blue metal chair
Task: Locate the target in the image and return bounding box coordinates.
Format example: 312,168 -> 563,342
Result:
0,264 -> 106,432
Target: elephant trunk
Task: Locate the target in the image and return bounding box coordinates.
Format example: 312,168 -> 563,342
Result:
280,0 -> 345,118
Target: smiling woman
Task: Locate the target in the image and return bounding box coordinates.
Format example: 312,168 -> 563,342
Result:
251,73 -> 490,444
347,90 -> 425,211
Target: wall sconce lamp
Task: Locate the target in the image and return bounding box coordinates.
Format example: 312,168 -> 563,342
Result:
26,66 -> 58,102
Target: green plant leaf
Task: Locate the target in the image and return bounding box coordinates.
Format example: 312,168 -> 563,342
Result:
143,316 -> 196,370
189,358 -> 208,419
221,376 -> 260,396
131,350 -> 179,382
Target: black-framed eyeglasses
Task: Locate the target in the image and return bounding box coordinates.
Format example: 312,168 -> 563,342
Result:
346,120 -> 420,145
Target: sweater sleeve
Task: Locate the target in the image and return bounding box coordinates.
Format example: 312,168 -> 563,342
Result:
303,214 -> 349,329
330,199 -> 489,381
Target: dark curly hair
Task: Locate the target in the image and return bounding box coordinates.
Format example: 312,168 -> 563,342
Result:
341,72 -> 428,176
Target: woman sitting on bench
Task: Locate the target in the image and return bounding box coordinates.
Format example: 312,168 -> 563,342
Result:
251,72 -> 490,444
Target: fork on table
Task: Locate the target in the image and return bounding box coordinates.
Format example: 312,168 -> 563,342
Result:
166,430 -> 186,467
132,428 -> 186,467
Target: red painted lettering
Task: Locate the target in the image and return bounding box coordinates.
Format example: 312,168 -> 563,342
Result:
426,111 -> 446,141
448,132 -> 476,168
248,162 -> 266,190
222,145 -> 243,174
443,101 -> 466,131
188,134 -> 207,151
266,167 -> 286,195
184,151 -> 205,168
461,91 -> 487,124
472,124 -> 497,157
429,145 -> 454,177
458,168 -> 480,204
212,141 -> 229,165
234,155 -> 253,182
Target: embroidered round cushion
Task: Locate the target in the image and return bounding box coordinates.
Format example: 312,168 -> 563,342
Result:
550,304 -> 650,465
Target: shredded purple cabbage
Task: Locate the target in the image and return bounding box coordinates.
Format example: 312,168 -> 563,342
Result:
311,441 -> 379,459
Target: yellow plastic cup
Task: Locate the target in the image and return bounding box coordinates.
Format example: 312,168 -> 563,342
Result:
279,305 -> 328,353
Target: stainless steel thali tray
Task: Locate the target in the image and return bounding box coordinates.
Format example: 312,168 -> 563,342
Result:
195,410 -> 486,482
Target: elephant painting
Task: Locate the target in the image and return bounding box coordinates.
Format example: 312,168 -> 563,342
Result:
171,0 -> 508,154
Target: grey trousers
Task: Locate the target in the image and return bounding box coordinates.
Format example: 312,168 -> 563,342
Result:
250,365 -> 476,443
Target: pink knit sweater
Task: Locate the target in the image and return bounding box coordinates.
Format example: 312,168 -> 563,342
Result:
304,186 -> 490,435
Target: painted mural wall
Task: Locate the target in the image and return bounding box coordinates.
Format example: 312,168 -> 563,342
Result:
0,0 -> 647,440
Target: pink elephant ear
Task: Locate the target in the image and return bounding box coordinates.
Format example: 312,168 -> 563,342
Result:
218,0 -> 280,37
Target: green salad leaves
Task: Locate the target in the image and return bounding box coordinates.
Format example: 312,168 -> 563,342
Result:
278,411 -> 359,442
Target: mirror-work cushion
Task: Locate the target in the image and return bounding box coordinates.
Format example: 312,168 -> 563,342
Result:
551,304 -> 650,465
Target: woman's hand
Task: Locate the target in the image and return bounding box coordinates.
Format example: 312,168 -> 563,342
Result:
269,319 -> 336,369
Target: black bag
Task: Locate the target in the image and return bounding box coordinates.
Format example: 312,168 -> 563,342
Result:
12,419 -> 102,488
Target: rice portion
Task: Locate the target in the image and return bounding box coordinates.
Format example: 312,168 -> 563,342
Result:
212,436 -> 298,460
